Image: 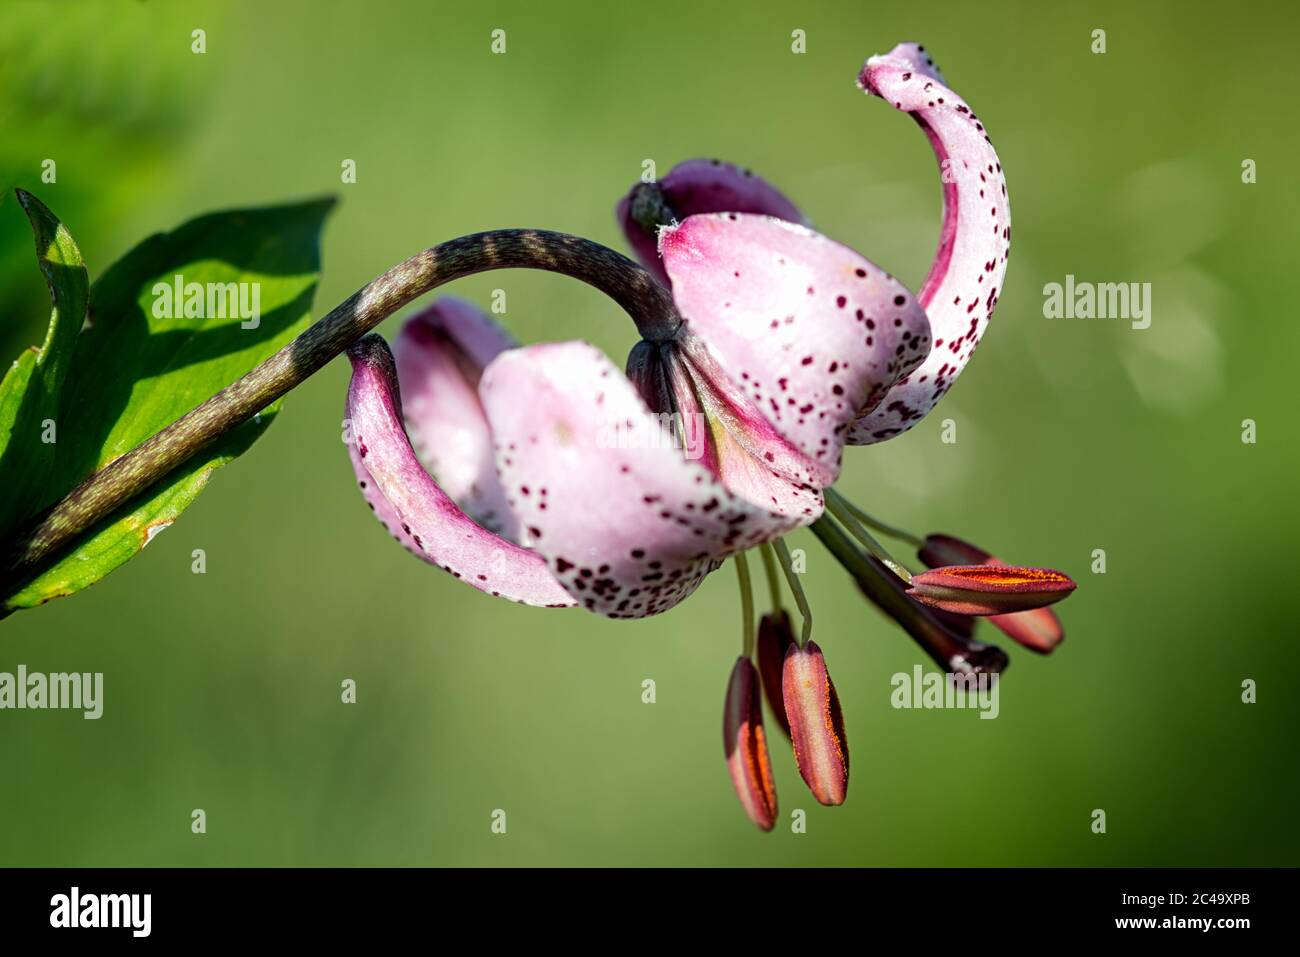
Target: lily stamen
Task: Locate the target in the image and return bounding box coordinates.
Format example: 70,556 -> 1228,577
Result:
734,551 -> 756,659
771,538 -> 812,647
758,542 -> 784,615
763,541 -> 850,808
725,547 -> 782,830
829,494 -> 926,551
823,488 -> 913,583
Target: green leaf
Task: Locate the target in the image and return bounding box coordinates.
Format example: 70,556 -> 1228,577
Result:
2,192 -> 335,613
0,191 -> 90,534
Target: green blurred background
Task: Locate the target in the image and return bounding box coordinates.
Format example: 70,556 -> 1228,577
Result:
2,0 -> 1296,866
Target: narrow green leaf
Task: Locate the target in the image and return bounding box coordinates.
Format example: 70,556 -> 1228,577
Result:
2,193 -> 335,613
0,190 -> 90,535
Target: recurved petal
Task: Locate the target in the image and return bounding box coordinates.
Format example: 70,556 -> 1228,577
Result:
661,213 -> 930,487
756,611 -> 795,738
479,341 -> 803,618
782,640 -> 849,806
394,298 -> 520,540
850,43 -> 1011,443
723,657 -> 779,831
345,334 -> 576,608
918,533 -> 1064,652
617,158 -> 804,283
907,565 -> 1076,616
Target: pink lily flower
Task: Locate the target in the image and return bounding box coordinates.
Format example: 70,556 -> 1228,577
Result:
347,40 -> 1006,618
342,42 -> 1073,827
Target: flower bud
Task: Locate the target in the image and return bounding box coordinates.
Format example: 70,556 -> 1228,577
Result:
782,641 -> 849,806
723,657 -> 778,831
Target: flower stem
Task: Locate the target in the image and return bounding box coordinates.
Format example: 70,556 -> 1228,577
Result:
734,552 -> 755,658
810,514 -> 1009,676
771,538 -> 812,646
0,229 -> 681,592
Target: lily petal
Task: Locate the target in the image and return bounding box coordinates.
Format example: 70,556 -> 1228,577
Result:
851,43 -> 1011,443
907,565 -> 1076,616
661,213 -> 931,486
345,334 -> 576,608
723,656 -> 779,831
478,341 -> 803,618
394,298 -> 520,540
918,533 -> 1065,652
782,640 -> 849,806
663,343 -> 825,522
627,340 -> 826,525
617,158 -> 804,283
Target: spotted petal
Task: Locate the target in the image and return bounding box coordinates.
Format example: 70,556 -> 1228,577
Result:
661,213 -> 930,486
478,341 -> 804,618
345,334 -> 575,608
662,343 -> 825,523
394,298 -> 520,540
617,158 -> 804,284
850,42 -> 1011,443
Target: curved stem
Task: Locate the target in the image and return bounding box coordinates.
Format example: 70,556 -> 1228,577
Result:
734,552 -> 755,658
810,515 -> 1008,676
1,229 -> 681,590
